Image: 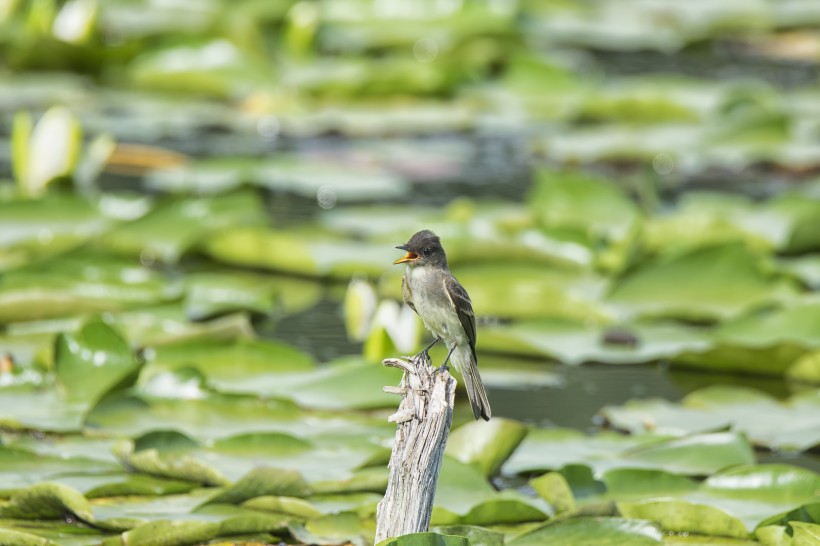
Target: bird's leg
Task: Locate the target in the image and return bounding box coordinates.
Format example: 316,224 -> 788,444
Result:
436,343 -> 456,374
419,336 -> 441,360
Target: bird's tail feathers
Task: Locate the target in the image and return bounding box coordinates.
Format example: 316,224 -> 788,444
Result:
453,347 -> 491,421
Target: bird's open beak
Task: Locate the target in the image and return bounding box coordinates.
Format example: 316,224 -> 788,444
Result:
394,245 -> 418,264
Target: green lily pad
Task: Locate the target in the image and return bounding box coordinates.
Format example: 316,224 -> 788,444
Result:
203,226 -> 388,278
289,511 -> 375,546
792,522 -> 820,545
0,319 -> 140,432
0,482 -> 92,521
481,319 -> 711,364
0,446 -> 120,496
529,472 -> 576,515
454,265 -> 611,322
508,517 -> 663,546
607,243 -> 797,322
788,351 -> 820,384
139,338 -> 315,396
119,519 -> 220,546
196,503 -> 291,535
117,428 -> 386,486
378,532 -> 469,546
99,190 -> 266,263
0,194 -> 112,272
503,429 -> 754,477
87,391 -> 392,443
671,302 -> 820,375
109,306 -> 255,347
0,252 -> 177,322
129,39 -> 273,99
183,270 -> 322,320
529,169 -> 641,245
644,192 -> 792,256
0,528 -> 61,546
56,318 -> 139,405
432,526 -> 503,546
601,468 -> 698,498
600,386 -> 820,451
445,418 -> 528,478
205,467 -> 311,505
260,357 -> 403,411
433,458 -> 551,525
241,496 -> 324,519
617,500 -> 749,539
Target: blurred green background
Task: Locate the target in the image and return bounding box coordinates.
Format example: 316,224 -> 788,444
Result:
1,1 -> 819,545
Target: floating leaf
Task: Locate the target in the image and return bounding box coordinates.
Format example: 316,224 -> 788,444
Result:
378,532 -> 470,546
481,319 -> 711,365
509,517 -> 663,546
617,500 -> 749,539
55,318 -> 139,405
503,429 -> 753,477
289,512 -> 375,546
0,528 -> 60,546
205,467 -> 311,505
120,520 -> 220,546
0,253 -> 176,322
183,270 -> 322,320
204,227 -> 388,278
529,472 -> 576,514
445,418 -> 528,478
454,265 -> 610,322
0,195 -> 112,272
139,338 -> 315,396
0,482 -> 92,521
129,39 -> 273,99
100,190 -> 266,263
607,244 -> 797,322
600,386 -> 820,451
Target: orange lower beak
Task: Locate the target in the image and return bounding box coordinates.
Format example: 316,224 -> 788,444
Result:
393,251 -> 418,264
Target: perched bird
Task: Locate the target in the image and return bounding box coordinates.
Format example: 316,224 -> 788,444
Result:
393,230 -> 491,421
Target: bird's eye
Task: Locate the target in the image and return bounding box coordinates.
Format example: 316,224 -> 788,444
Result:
422,248 -> 431,256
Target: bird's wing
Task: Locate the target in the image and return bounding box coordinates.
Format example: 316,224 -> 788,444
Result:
401,275 -> 418,315
444,274 -> 477,353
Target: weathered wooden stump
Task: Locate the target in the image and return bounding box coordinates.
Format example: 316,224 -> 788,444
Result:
374,352 -> 456,543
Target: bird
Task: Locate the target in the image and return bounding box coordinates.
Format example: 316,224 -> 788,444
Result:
393,229 -> 491,421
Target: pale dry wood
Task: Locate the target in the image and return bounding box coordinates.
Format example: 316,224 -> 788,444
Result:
375,352 -> 456,543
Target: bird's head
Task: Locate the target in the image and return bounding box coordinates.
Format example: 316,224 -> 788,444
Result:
394,229 -> 447,268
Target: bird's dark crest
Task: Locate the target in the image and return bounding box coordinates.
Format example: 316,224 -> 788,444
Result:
405,229 -> 443,254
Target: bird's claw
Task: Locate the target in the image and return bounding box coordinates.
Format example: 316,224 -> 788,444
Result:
435,362 -> 449,375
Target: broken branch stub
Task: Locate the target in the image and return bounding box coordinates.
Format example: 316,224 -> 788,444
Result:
375,352 -> 456,543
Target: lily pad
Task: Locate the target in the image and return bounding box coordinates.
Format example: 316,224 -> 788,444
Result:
183,270 -> 322,320
433,458 -> 551,525
454,265 -> 611,322
607,243 -> 797,322
99,190 -> 267,263
617,500 -> 750,539
204,227 -> 388,278
671,302 -> 820,375
0,319 -> 140,432
503,429 -> 754,477
0,252 -> 177,322
600,386 -> 820,451
508,517 -> 663,546
119,519 -> 220,546
481,319 -> 711,364
0,482 -> 92,521
0,194 -> 112,272
445,418 -> 528,478
139,337 -> 315,396
378,532 -> 469,546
